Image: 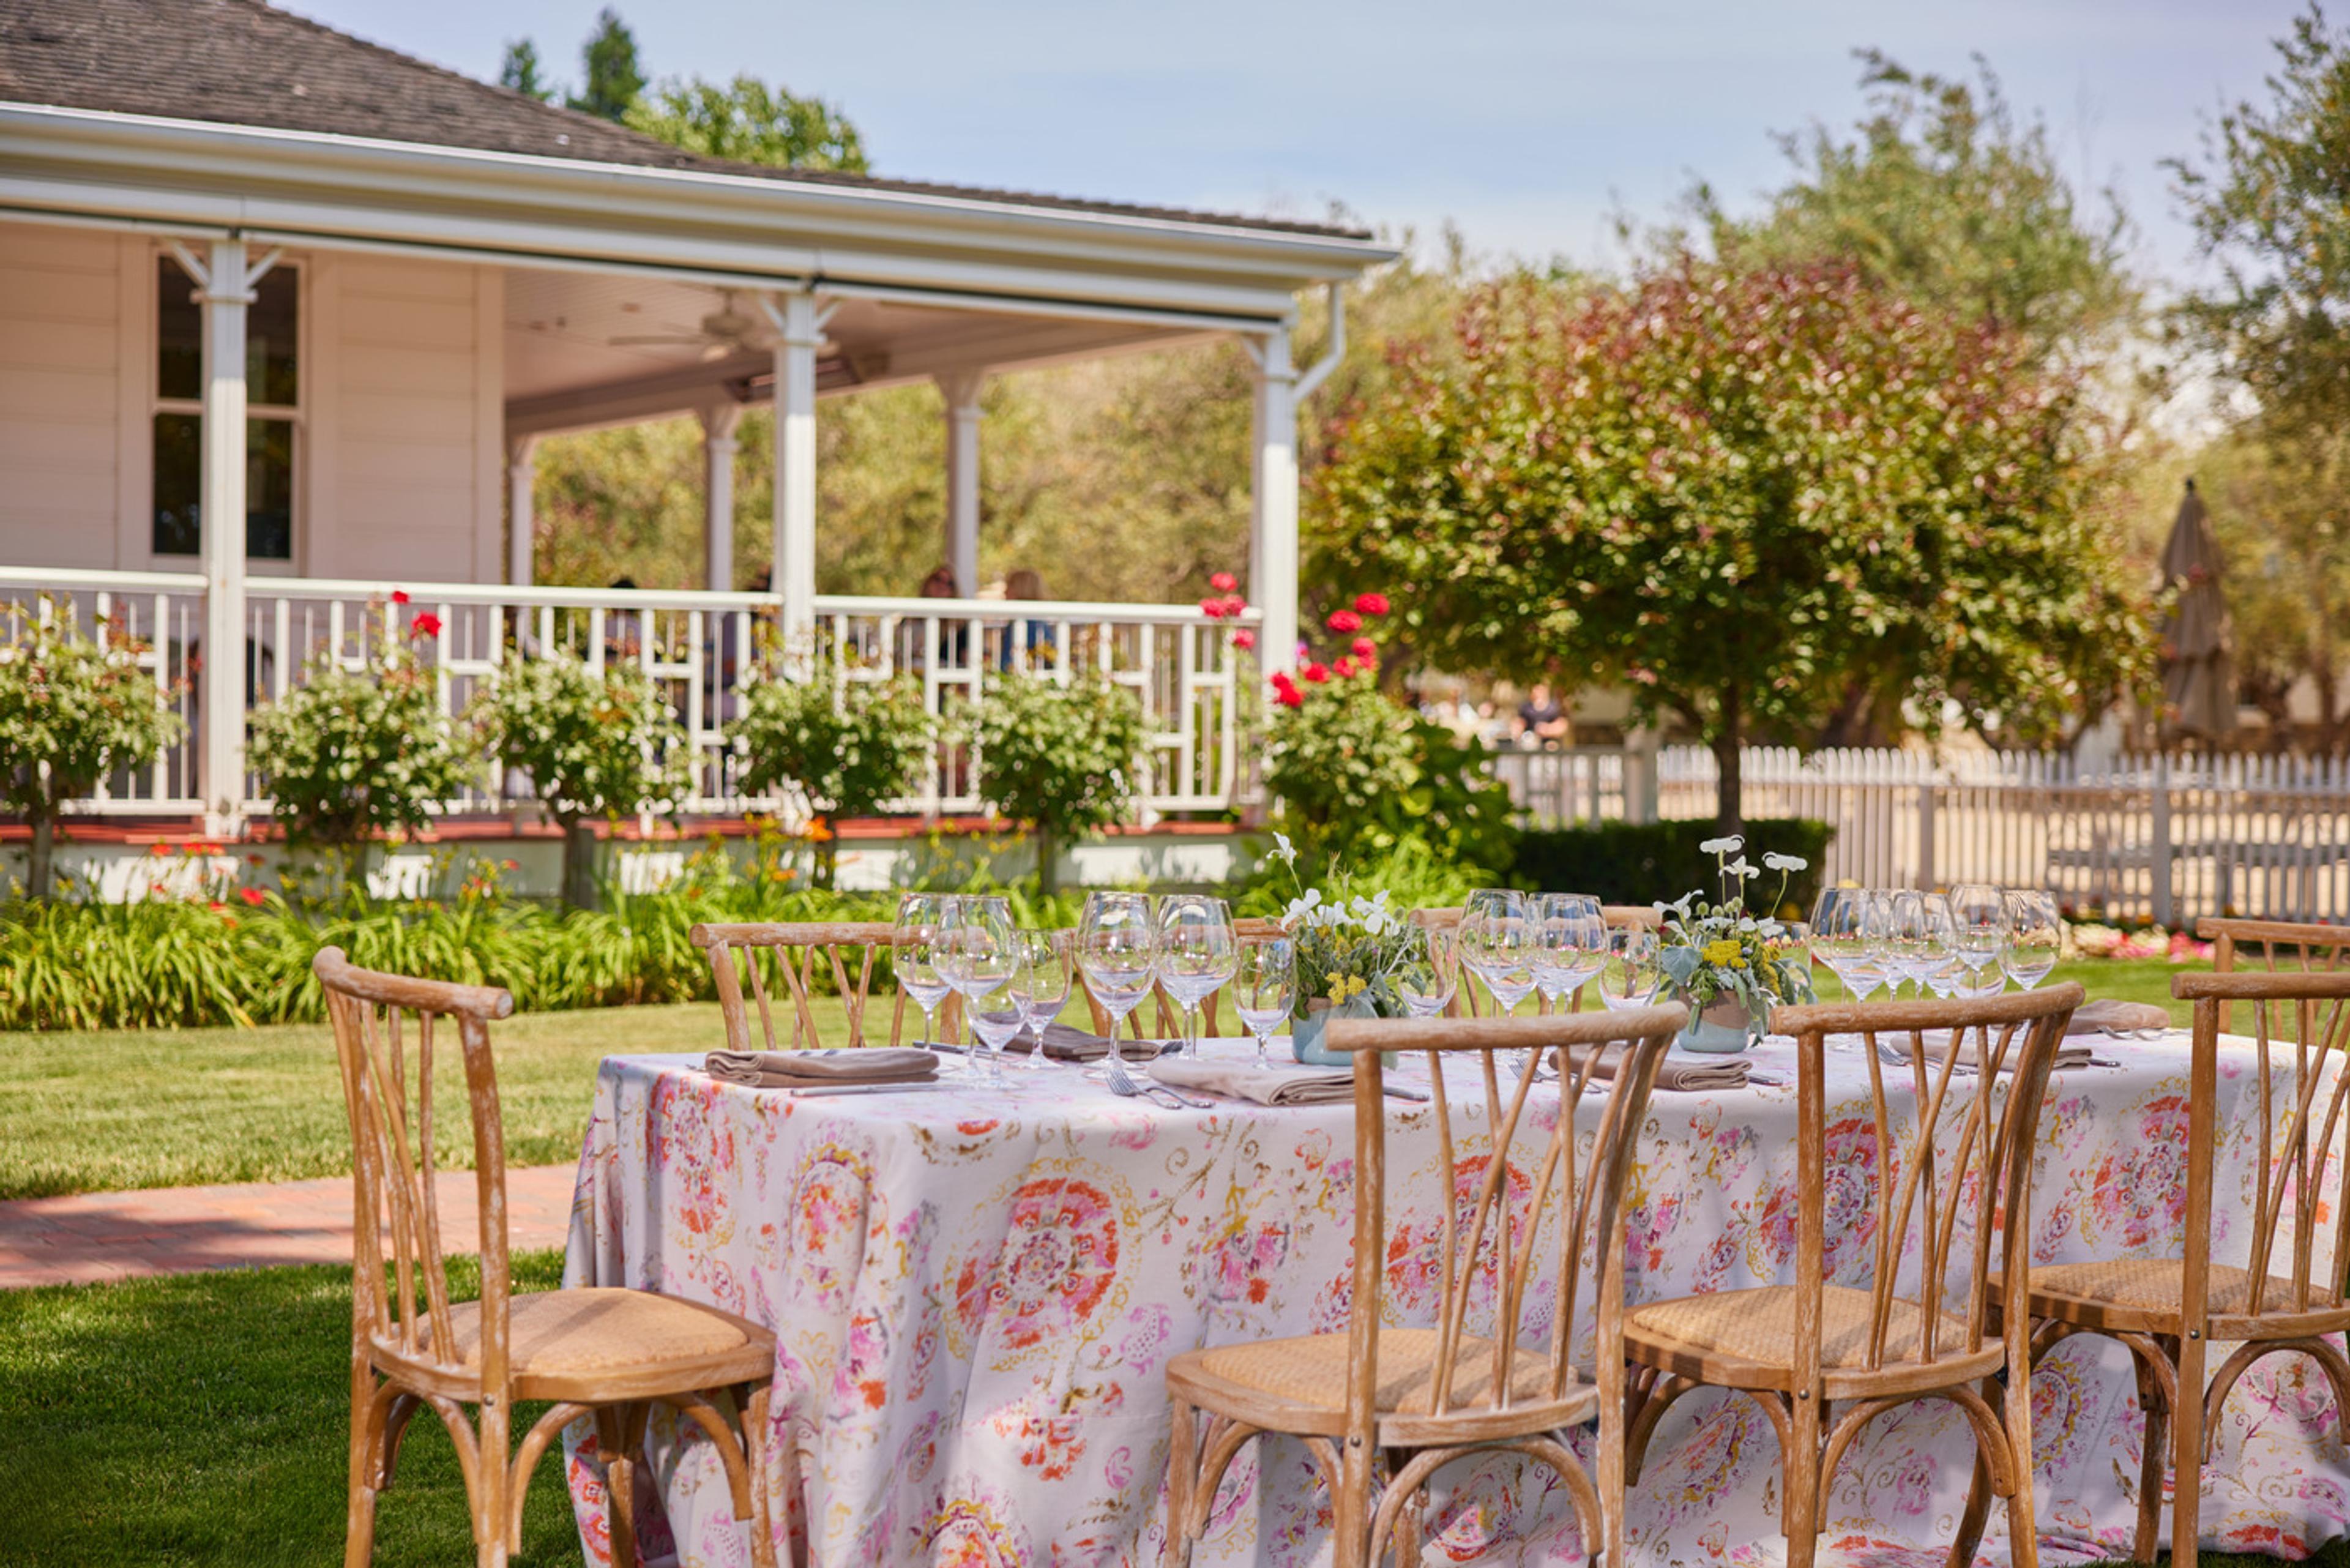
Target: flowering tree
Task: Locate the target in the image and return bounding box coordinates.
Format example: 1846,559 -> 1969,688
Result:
0,602 -> 184,901
1315,256 -> 2152,829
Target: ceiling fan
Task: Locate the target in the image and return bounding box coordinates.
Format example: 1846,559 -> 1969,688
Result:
606,289 -> 766,359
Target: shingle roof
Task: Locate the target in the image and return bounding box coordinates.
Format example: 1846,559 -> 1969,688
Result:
0,0 -> 1373,241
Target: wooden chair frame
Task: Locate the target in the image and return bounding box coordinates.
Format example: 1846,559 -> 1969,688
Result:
318,947 -> 776,1568
2011,968 -> 2350,1568
692,920 -> 936,1051
2200,916 -> 2350,1037
1623,984 -> 2084,1568
1165,1004 -> 1686,1568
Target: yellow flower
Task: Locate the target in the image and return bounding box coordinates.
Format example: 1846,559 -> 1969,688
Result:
1702,938 -> 1742,967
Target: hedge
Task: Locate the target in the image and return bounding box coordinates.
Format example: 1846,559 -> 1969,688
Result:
1509,818 -> 1835,919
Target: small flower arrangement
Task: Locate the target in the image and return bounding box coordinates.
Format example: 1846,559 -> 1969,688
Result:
1655,835 -> 1816,1022
1267,833 -> 1414,1020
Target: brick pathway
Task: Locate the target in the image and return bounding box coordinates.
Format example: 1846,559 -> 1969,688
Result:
0,1165 -> 579,1289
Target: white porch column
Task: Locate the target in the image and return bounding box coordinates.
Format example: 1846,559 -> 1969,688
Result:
763,290 -> 830,651
505,434 -> 539,587
186,237 -> 268,837
698,402 -> 743,591
1249,326 -> 1300,675
938,371 -> 985,595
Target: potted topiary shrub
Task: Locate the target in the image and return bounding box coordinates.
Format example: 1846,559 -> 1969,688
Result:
971,672 -> 1146,896
726,654 -> 933,890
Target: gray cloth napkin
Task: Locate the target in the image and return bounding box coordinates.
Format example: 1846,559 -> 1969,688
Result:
1878,1031 -> 2094,1073
1149,1058 -> 1353,1106
1566,1045 -> 1750,1093
704,1047 -> 939,1089
2066,999 -> 2171,1037
1006,1023 -> 1117,1062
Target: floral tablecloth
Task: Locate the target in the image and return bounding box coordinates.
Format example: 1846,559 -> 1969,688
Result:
562,1033 -> 2350,1567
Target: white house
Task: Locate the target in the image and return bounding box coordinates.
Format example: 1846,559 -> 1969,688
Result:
0,0 -> 1394,840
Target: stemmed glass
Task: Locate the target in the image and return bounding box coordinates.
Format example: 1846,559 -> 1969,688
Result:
1078,892 -> 1157,1078
1811,887 -> 1889,1002
893,893 -> 957,1064
1531,894 -> 1608,1014
1596,928 -> 1665,1010
1917,894 -> 1962,999
1886,890 -> 1937,998
1459,890 -> 1537,1018
1012,930 -> 1070,1070
1157,895 -> 1239,1059
2002,891 -> 2062,991
1950,883 -> 2009,997
1231,938 -> 1296,1069
939,899 -> 1021,1086
1393,926 -> 1460,1018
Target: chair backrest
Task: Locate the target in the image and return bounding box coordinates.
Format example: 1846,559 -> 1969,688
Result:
316,946 -> 517,1392
2202,919 -> 2350,1034
1321,1004 -> 1686,1442
690,920 -> 917,1051
1768,984 -> 2083,1394
2174,970 -> 2350,1325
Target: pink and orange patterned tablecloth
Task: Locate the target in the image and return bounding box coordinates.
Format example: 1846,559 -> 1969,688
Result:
562,1033 -> 2349,1567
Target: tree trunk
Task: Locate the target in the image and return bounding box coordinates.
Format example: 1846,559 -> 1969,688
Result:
26,810 -> 53,902
1712,688 -> 1744,835
1035,824 -> 1059,898
561,819 -> 600,911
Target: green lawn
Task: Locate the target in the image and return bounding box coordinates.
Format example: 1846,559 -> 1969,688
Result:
0,1250 -> 584,1566
1810,957 -> 2198,1025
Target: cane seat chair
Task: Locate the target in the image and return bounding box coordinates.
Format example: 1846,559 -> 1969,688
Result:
692,920 -> 942,1050
1165,1004 -> 1687,1568
318,947 -> 777,1568
1624,984 -> 2084,1568
2201,917 -> 2350,1036
1999,970 -> 2350,1568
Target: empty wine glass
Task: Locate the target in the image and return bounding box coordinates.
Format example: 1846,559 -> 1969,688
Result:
1918,894 -> 1962,999
939,899 -> 1020,1086
1394,926 -> 1460,1018
1012,930 -> 1070,1070
1531,894 -> 1608,1014
1231,938 -> 1296,1069
1949,883 -> 2009,994
1460,891 -> 1537,1018
1596,928 -> 1665,1010
1811,888 -> 1888,1001
894,892 -> 958,1065
1886,890 -> 1936,998
2002,890 -> 2062,990
1157,894 -> 1238,1059
1078,891 -> 1157,1078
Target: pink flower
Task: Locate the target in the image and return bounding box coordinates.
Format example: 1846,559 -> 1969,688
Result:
1302,662 -> 1330,684
1232,629 -> 1257,651
390,589 -> 411,606
1351,637 -> 1377,659
409,612 -> 444,638
1199,597 -> 1228,619
1334,657 -> 1357,678
1222,594 -> 1247,618
1326,610 -> 1363,634
1353,592 -> 1390,616
1274,684 -> 1304,709
1209,571 -> 1239,592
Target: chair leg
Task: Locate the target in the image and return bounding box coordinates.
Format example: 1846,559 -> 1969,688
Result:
1950,1443 -> 1993,1568
1166,1396 -> 1198,1568
742,1381 -> 779,1568
1334,1436 -> 1376,1568
473,1397 -> 513,1568
345,1365 -> 383,1568
2002,1364 -> 2042,1568
2130,1343 -> 2173,1567
2171,1333 -> 2208,1568
1783,1394 -> 1822,1568
598,1405 -> 640,1568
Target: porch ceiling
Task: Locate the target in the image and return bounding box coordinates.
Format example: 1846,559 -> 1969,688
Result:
504,267 -> 1207,437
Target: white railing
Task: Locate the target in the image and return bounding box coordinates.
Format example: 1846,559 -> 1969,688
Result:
1485,744 -> 1657,828
0,569 -> 1258,823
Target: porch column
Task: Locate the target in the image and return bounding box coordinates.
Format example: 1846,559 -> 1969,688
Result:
763,290 -> 831,653
938,371 -> 985,595
698,401 -> 743,591
505,434 -> 539,586
1249,326 -> 1300,675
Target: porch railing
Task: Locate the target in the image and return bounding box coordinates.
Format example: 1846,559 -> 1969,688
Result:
1,568 -> 1259,823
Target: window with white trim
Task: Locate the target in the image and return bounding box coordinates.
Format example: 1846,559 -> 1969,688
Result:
153,254 -> 299,561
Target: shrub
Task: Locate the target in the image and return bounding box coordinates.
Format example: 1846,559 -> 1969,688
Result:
471,656 -> 692,909
971,673 -> 1147,896
1509,818 -> 1834,916
0,601 -> 184,902
727,657 -> 932,889
248,599 -> 476,884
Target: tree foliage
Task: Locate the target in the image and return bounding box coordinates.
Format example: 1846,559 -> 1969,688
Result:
1315,256 -> 2154,826
969,675 -> 1146,894
498,39 -> 553,103
567,8 -> 646,124
629,75 -> 868,173
0,602 -> 184,900
728,659 -> 932,886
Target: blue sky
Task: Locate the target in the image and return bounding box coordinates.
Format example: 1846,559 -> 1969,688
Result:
291,0 -> 2304,291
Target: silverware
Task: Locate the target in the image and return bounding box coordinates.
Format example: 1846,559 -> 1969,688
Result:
1103,1048 -> 1204,1110
1382,1085 -> 1432,1102
783,1082 -> 941,1098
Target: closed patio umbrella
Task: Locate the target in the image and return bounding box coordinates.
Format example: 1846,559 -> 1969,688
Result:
2158,477 -> 2237,741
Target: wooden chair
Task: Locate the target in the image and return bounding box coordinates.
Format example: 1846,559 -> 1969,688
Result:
1623,982 -> 2086,1568
2002,969 -> 2350,1568
318,947 -> 776,1568
691,919 -> 935,1050
2200,916 -> 2350,1036
1165,1004 -> 1687,1568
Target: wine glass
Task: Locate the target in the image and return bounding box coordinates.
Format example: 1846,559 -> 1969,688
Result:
1811,888 -> 1889,1001
1596,928 -> 1665,1010
1157,895 -> 1238,1059
893,893 -> 957,1064
1531,894 -> 1608,1014
1231,938 -> 1296,1069
1459,891 -> 1537,1018
1949,883 -> 2009,995
2002,891 -> 2062,990
939,900 -> 1020,1086
1013,930 -> 1070,1070
1886,890 -> 1936,998
1078,892 -> 1157,1077
1393,926 -> 1460,1018
1918,894 -> 1962,999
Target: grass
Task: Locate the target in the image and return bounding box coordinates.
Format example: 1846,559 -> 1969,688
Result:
1809,957 -> 2199,1025
0,1250 -> 583,1566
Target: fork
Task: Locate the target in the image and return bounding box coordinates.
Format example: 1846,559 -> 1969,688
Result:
1103,1046 -> 1207,1110
1875,1040 -> 1979,1077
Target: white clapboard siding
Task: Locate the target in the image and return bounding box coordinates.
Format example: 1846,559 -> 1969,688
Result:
0,223 -> 123,569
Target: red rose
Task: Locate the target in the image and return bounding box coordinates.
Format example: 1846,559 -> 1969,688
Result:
1351,637 -> 1377,659
1209,571 -> 1239,592
1334,656 -> 1356,678
1222,595 -> 1247,618
1326,610 -> 1363,634
1232,629 -> 1257,651
1354,592 -> 1390,616
409,612 -> 444,639
390,589 -> 411,606
239,886 -> 266,907
1199,597 -> 1228,619
1302,662 -> 1330,684
1274,685 -> 1305,709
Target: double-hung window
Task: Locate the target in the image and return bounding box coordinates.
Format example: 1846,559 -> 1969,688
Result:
152,255 -> 299,562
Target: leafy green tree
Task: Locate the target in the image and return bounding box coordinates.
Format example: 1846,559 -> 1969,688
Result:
728,659 -> 932,887
498,39 -> 553,102
971,674 -> 1146,895
567,8 -> 646,124
471,657 -> 690,908
0,603 -> 184,902
247,601 -> 477,885
629,75 -> 868,172
1694,51 -> 2138,362
1316,257 -> 2152,829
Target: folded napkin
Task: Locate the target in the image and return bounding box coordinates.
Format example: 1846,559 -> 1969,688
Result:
1005,1022 -> 1117,1062
1565,1045 -> 1751,1094
2065,999 -> 2172,1037
704,1047 -> 939,1090
1149,1057 -> 1353,1107
1877,1032 -> 2094,1073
